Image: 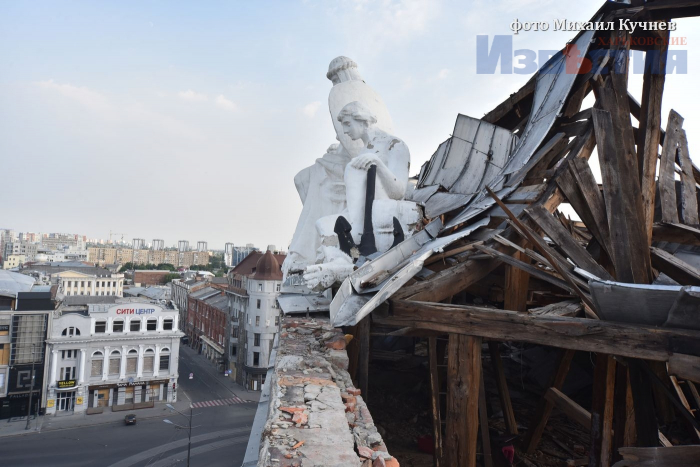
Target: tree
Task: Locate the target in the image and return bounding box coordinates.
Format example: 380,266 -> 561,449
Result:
163,273 -> 181,283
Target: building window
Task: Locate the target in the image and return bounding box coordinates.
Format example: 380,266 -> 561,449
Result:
130,320 -> 141,332
109,351 -> 120,375
112,320 -> 124,333
275,315 -> 280,326
61,366 -> 76,380
276,283 -> 281,292
143,349 -> 154,372
126,349 -> 138,374
147,319 -> 157,331
62,327 -> 80,336
232,327 -> 238,338
256,299 -> 261,309
231,345 -> 237,357
91,352 -> 103,377
95,322 -> 106,333
163,319 -> 173,330
254,333 -> 260,346
253,352 -> 260,366
258,284 -> 263,291
255,316 -> 260,326
159,354 -> 170,371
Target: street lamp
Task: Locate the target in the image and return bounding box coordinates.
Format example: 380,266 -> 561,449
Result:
163,403 -> 196,467
25,343 -> 36,431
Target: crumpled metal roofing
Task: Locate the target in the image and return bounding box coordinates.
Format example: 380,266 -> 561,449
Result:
328,27 -> 598,328
0,269 -> 36,298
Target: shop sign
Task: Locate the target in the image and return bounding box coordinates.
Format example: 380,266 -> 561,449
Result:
57,379 -> 77,389
76,396 -> 84,405
117,378 -> 169,388
0,325 -> 9,332
47,399 -> 55,408
108,304 -> 163,316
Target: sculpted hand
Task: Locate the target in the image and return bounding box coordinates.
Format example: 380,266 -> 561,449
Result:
350,153 -> 381,171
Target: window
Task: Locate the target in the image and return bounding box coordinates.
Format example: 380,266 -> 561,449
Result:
61,349 -> 78,359
62,366 -> 76,380
275,316 -> 280,326
254,333 -> 260,346
0,344 -> 9,366
159,355 -> 170,371
276,283 -> 281,292
126,349 -> 138,374
256,299 -> 261,309
231,345 -> 237,357
61,327 -> 80,336
112,320 -> 124,333
232,327 -> 238,338
81,281 -> 85,287
255,316 -> 260,326
112,281 -> 116,287
95,322 -> 106,333
90,352 -> 103,377
147,319 -> 157,331
163,319 -> 173,330
130,320 -> 141,332
258,283 -> 263,291
108,351 -> 120,375
143,349 -> 154,372
253,352 -> 260,366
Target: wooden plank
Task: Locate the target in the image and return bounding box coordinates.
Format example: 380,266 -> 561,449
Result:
544,387 -> 591,429
357,316 -> 370,400
653,223 -> 700,246
396,256 -> 503,303
522,349 -> 575,454
616,445 -> 700,467
628,359 -> 660,447
428,337 -> 443,467
592,107 -> 651,283
485,187 -> 596,309
668,353 -> 700,384
650,246 -> 700,286
483,75 -> 536,125
504,184 -> 546,204
488,342 -> 518,435
678,130 -> 700,225
669,375 -> 700,440
569,158 -> 613,256
445,334 -> 481,467
526,205 -> 613,280
479,369 -> 493,467
379,300 -> 700,363
474,244 -> 576,295
659,110 -> 684,224
529,300 -> 582,318
504,250 -> 530,312
612,366 -> 635,463
589,355 -> 616,467
637,27 -> 669,244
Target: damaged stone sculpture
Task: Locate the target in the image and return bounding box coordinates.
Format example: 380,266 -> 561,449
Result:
282,57 -> 421,292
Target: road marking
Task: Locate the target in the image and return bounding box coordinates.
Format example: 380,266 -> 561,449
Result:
147,435 -> 249,467
106,427 -> 250,467
190,397 -> 249,408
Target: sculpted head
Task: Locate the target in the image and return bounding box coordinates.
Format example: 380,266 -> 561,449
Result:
327,56 -> 363,85
337,101 -> 377,141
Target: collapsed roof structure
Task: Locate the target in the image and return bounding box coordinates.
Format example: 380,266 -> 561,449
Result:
256,1 -> 700,466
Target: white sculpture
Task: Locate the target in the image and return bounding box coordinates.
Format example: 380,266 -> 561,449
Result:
283,57 -> 421,291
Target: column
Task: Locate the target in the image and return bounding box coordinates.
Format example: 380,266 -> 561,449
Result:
50,350 -> 58,385
119,345 -> 127,379
153,345 -> 161,377
102,346 -> 110,380
91,279 -> 95,296
125,318 -> 130,335
158,316 -> 163,331
78,349 -> 86,384
137,345 -> 144,378
174,315 -> 180,332
142,316 -> 148,331
107,317 -> 114,333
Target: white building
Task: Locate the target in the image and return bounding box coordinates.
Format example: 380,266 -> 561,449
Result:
56,270 -> 124,298
44,299 -> 183,415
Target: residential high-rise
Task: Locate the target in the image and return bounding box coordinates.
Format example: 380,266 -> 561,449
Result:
197,241 -> 208,252
132,238 -> 145,250
152,239 -> 164,251
178,241 -> 189,252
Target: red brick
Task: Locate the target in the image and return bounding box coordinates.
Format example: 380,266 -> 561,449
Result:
345,402 -> 356,413
280,406 -> 305,414
358,446 -> 374,459
292,411 -> 308,426
324,334 -> 347,350
347,388 -> 361,396
341,394 -> 356,405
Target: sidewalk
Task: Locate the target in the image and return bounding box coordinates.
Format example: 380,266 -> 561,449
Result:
179,344 -> 262,404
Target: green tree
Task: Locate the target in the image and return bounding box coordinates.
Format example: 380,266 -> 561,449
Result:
163,273 -> 181,283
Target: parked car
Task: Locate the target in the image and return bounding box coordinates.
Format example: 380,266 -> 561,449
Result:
124,414 -> 137,425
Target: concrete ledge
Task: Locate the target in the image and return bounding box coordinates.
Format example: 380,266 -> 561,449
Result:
256,317 -> 398,467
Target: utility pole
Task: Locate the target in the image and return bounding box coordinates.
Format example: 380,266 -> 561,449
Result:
25,344 -> 36,430
187,406 -> 192,467
163,404 -> 196,467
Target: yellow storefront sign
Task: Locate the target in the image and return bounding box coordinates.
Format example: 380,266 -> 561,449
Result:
76,396 -> 84,405
47,399 -> 55,408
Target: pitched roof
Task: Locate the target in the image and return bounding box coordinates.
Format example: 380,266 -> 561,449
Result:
251,250 -> 284,281
231,250 -> 286,278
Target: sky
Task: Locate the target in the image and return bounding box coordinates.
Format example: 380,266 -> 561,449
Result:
1,1 -> 698,250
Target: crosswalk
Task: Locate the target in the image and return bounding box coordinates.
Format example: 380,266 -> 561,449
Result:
190,397 -> 249,408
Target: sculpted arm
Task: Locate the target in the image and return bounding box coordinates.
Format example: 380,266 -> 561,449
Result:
350,141 -> 409,199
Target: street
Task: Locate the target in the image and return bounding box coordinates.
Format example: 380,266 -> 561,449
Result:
0,345 -> 257,467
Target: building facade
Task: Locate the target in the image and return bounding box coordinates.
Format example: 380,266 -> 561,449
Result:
44,299 -> 183,416
186,287 -> 228,370
88,247 -> 206,268
56,270 -> 124,298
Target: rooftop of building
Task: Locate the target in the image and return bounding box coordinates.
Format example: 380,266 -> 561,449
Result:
204,293 -> 228,311
250,250 -> 284,281
231,250 -> 286,278
0,269 -> 36,298
123,286 -> 170,301
20,263 -> 114,277
189,286 -> 222,301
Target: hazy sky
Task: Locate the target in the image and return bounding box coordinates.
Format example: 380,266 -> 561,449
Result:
1,1 -> 698,250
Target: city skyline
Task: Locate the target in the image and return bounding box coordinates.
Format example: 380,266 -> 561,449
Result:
2,1 -> 698,249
